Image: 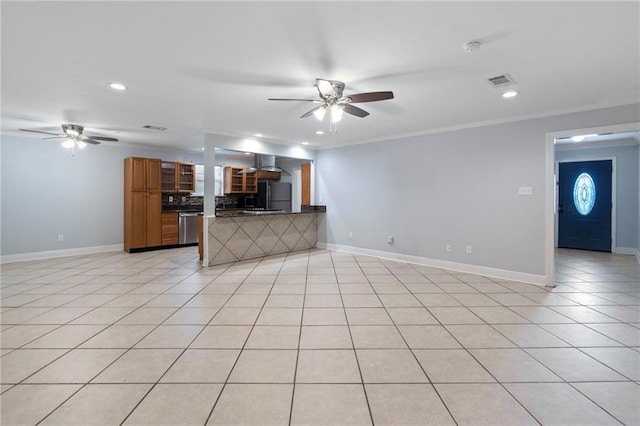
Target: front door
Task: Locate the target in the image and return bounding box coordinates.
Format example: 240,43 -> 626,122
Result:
558,160 -> 612,252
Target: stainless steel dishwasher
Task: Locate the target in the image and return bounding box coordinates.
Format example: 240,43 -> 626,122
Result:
179,212 -> 200,245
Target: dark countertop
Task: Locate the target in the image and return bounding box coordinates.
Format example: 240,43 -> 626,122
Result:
162,209 -> 204,213
214,211 -> 319,218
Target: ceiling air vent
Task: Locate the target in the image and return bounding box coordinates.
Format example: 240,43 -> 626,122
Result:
487,74 -> 515,88
142,125 -> 167,131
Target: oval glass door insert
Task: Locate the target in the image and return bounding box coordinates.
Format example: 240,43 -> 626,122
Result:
573,172 -> 596,215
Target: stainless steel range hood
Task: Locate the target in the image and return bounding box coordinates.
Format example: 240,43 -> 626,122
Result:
238,154 -> 289,175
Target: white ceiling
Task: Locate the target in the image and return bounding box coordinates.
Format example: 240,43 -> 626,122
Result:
2,1 -> 639,152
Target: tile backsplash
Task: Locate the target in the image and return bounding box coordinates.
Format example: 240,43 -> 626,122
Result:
215,195 -> 240,208
162,194 -> 203,212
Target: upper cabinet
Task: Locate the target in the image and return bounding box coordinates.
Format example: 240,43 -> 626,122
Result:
130,157 -> 162,192
224,166 -> 257,194
177,163 -> 195,192
255,171 -> 281,180
161,162 -> 195,193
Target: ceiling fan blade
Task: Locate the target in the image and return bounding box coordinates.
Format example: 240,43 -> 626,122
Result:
88,136 -> 118,142
20,129 -> 63,136
347,91 -> 394,103
316,79 -> 336,99
42,136 -> 67,140
80,136 -> 101,145
343,104 -> 370,118
268,98 -> 321,102
300,106 -> 322,118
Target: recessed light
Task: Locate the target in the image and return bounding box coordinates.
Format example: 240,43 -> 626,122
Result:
201,147 -> 205,150
301,141 -> 309,145
315,130 -> 324,135
254,133 -> 263,137
244,152 -> 251,155
109,82 -> 127,91
502,91 -> 518,98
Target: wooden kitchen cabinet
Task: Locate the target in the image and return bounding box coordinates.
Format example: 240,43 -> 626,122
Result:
161,161 -> 195,193
301,162 -> 311,206
130,157 -> 162,192
124,157 -> 162,252
255,171 -> 281,180
161,212 -> 179,246
177,163 -> 195,192
224,166 -> 257,194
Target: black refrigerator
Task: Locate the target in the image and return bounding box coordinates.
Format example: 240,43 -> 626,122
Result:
258,181 -> 292,211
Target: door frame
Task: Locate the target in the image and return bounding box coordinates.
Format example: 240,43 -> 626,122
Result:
545,122 -> 640,287
554,157 -> 617,252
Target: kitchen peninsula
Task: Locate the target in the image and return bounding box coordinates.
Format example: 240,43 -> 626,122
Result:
204,210 -> 322,266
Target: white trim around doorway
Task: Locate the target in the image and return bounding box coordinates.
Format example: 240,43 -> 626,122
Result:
545,122 -> 640,287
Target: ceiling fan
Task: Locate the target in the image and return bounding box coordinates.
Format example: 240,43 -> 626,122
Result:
268,78 -> 394,131
19,124 -> 119,148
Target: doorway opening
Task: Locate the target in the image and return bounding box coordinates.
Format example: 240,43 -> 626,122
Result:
545,122 -> 640,287
557,159 -> 614,252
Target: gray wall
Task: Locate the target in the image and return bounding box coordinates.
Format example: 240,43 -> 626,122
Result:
556,142 -> 639,250
316,104 -> 640,275
1,136 -> 203,256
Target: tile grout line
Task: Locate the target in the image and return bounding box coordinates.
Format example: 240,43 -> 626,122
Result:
359,254 -> 465,425
1,247 -> 638,425
115,263 -> 235,425
329,251 -> 377,426
31,249 -> 226,425
287,249 -> 311,426
203,252 -> 289,425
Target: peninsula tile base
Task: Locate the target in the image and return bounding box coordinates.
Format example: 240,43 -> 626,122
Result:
206,213 -> 318,266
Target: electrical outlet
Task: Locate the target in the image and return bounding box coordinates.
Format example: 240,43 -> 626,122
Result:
58,234 -> 64,241
518,186 -> 533,196
446,244 -> 452,252
466,245 -> 472,254
348,231 -> 353,239
387,236 -> 394,244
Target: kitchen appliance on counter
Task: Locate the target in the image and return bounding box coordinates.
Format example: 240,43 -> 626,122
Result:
240,194 -> 257,208
258,181 -> 291,212
179,212 -> 201,245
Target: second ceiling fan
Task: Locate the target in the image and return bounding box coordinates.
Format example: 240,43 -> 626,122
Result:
268,78 -> 394,131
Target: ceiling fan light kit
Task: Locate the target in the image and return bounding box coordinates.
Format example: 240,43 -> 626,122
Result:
330,105 -> 344,123
268,78 -> 394,133
19,123 -> 119,152
62,139 -> 86,149
313,106 -> 327,121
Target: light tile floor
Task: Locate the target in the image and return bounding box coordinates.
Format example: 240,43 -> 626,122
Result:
1,247 -> 639,425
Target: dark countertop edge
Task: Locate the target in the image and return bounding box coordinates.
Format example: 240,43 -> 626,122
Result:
162,210 -> 204,213
213,211 -> 320,218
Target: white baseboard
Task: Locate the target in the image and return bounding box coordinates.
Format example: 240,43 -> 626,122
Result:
317,242 -> 547,286
615,247 -> 638,255
1,244 -> 123,264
